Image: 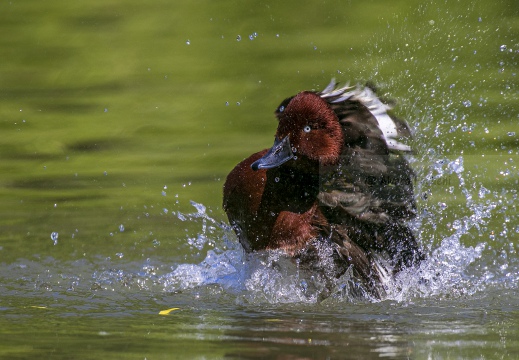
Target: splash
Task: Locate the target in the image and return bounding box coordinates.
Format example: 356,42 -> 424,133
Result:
159,149 -> 517,305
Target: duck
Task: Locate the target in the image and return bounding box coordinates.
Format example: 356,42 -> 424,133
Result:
223,79 -> 425,298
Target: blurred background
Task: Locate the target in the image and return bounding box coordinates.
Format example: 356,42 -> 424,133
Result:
1,0 -> 518,358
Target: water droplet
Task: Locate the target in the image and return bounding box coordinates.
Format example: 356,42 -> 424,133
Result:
104,108 -> 108,113
103,171 -> 108,176
161,190 -> 167,196
500,44 -> 507,52
274,177 -> 280,183
152,239 -> 160,247
236,35 -> 241,41
119,224 -> 125,232
507,132 -> 515,136
225,101 -> 229,106
163,208 -> 168,214
186,39 -> 190,45
236,102 -> 241,106
115,252 -> 124,258
50,232 -> 58,245
428,20 -> 435,25
249,34 -> 254,40
191,200 -> 206,214
462,100 -> 472,107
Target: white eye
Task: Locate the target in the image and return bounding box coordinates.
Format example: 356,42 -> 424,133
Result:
303,125 -> 311,133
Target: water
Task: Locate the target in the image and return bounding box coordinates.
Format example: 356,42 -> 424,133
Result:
1,0 -> 518,359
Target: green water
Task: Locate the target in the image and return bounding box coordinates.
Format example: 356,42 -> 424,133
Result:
1,0 -> 518,359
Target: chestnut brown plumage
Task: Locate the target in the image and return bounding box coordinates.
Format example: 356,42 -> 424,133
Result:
223,80 -> 424,298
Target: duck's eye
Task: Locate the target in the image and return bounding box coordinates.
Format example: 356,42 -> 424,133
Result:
303,125 -> 312,133
279,105 -> 285,112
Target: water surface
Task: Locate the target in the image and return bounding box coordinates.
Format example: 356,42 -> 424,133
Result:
1,0 -> 518,359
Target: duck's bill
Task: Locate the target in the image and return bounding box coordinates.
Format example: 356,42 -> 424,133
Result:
251,136 -> 294,171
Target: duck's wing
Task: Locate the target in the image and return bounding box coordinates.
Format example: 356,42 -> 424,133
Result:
317,80 -> 424,272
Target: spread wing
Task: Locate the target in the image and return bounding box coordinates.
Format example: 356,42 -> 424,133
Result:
316,80 -> 423,272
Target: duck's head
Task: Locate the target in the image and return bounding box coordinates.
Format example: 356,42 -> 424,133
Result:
251,91 -> 344,171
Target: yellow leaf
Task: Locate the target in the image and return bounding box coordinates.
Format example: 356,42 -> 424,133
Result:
159,307 -> 180,315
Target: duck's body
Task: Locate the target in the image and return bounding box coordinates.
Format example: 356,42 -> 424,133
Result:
223,80 -> 424,297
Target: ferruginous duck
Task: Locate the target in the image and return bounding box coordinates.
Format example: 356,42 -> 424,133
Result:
223,79 -> 425,298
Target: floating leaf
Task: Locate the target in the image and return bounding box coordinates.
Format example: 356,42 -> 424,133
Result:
159,307 -> 180,315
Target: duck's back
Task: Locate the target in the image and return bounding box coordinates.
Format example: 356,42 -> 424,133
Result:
316,83 -> 423,272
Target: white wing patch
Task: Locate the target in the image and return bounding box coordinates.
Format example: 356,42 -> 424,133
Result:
319,79 -> 411,152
